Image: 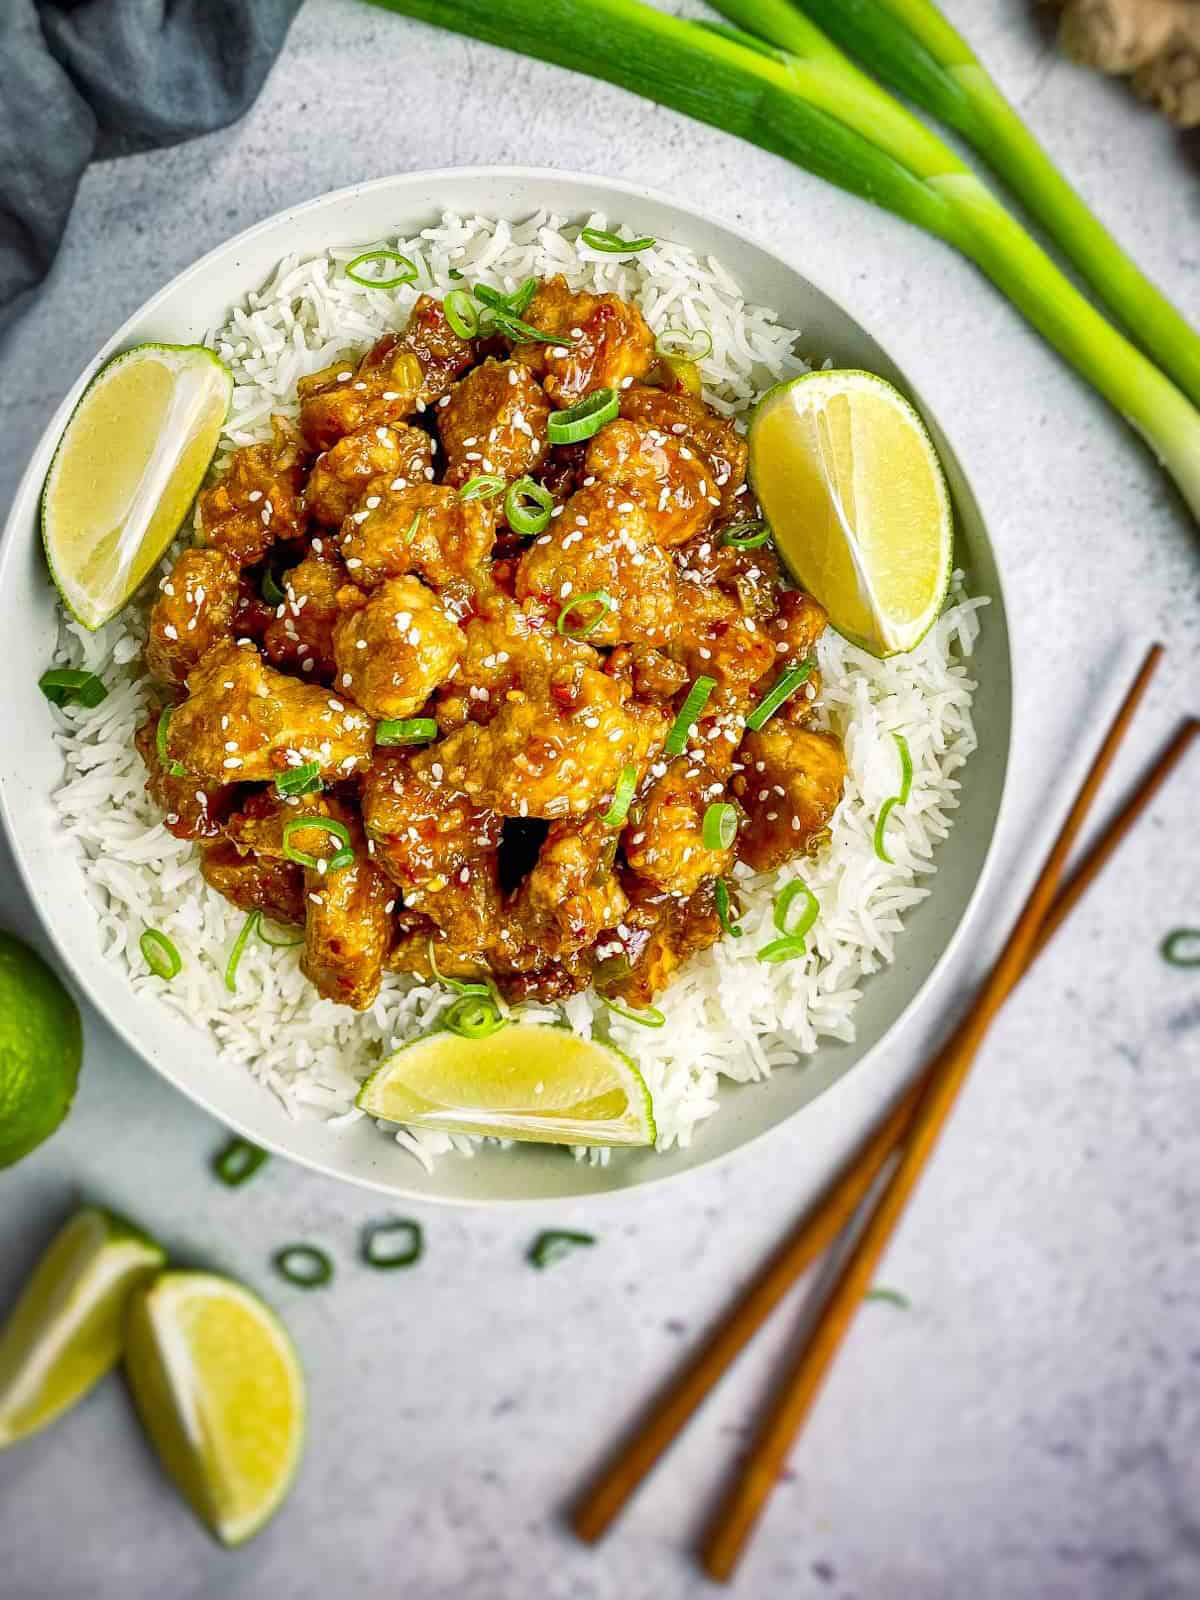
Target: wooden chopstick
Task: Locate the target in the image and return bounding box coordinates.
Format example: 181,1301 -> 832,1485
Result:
571,652 -> 1189,1557
700,642 -> 1166,1581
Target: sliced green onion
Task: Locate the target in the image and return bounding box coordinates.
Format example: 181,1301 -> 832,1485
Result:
507,276 -> 538,314
281,815 -> 354,871
345,249 -> 418,289
602,764 -> 637,828
702,802 -> 737,851
443,993 -> 509,1039
140,928 -> 181,980
213,1137 -> 269,1187
602,995 -> 666,1028
372,0 -> 1200,523
874,734 -> 914,864
427,938 -> 492,997
715,877 -> 743,938
273,1245 -> 333,1289
745,661 -> 814,732
257,920 -> 305,949
482,306 -> 570,346
865,1286 -> 911,1309
376,717 -> 438,747
656,324 -> 714,362
155,705 -> 186,777
721,518 -> 771,549
362,1218 -> 424,1269
448,267 -> 465,280
39,667 -> 107,709
261,563 -> 287,606
225,910 -> 260,994
528,1230 -> 596,1268
1161,929 -> 1200,968
404,511 -> 424,544
504,476 -> 554,536
443,288 -> 480,338
593,951 -> 633,991
546,388 -> 619,444
774,877 -> 820,942
756,935 -> 808,964
580,226 -> 656,253
458,473 -> 507,503
556,589 -> 615,639
274,760 -> 322,799
664,675 -> 716,757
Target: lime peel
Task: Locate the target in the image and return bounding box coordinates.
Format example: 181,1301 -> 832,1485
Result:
356,1024 -> 656,1147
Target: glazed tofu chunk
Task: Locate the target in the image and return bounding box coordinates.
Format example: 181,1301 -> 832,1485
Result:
511,275 -> 656,406
361,751 -> 503,912
585,416 -> 722,546
196,427 -> 307,568
509,818 -> 628,958
514,484 -> 679,648
261,547 -> 356,682
622,758 -> 734,898
620,385 -> 747,516
331,577 -> 464,720
145,547 -> 242,688
338,482 -> 496,595
134,710 -> 236,840
604,878 -> 725,1008
399,294 -> 478,406
305,422 -> 433,527
199,839 -> 305,927
433,664 -> 667,819
432,593 -> 597,732
440,359 -> 550,487
731,725 -> 846,871
297,333 -> 424,453
302,830 -> 395,1011
165,639 -> 373,786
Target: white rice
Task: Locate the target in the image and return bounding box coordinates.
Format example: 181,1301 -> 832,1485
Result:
47,210 -> 986,1171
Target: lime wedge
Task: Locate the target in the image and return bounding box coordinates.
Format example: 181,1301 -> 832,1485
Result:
42,343 -> 232,629
0,1207 -> 165,1447
0,931 -> 82,1169
749,370 -> 953,656
356,1025 -> 656,1146
124,1272 -> 305,1546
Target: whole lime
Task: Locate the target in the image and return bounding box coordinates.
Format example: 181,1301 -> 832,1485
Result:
0,932 -> 82,1168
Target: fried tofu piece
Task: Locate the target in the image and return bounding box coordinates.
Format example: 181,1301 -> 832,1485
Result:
145,547 -> 242,688
620,385 -> 747,516
585,416 -> 722,546
261,547 -> 354,682
165,639 -> 373,786
440,359 -> 550,487
196,426 -> 307,568
338,482 -> 496,596
731,725 -> 846,871
302,832 -> 395,1011
433,664 -> 667,819
622,758 -> 734,898
134,710 -> 236,840
330,577 -> 464,719
305,422 -> 432,527
401,294 -> 478,407
432,593 -> 597,733
511,276 -> 656,407
199,838 -> 305,927
514,483 -> 679,648
297,334 -> 424,453
507,818 -> 627,960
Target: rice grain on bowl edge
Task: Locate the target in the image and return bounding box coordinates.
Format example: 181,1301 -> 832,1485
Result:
45,210 -> 986,1173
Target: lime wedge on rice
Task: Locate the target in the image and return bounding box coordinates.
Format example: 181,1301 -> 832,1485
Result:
124,1271 -> 305,1546
749,369 -> 952,657
356,1025 -> 656,1147
42,343 -> 232,629
0,1206 -> 164,1447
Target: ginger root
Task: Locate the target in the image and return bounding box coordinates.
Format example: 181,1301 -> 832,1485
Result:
1050,0 -> 1200,126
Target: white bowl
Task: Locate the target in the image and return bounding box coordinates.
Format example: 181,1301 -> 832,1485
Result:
0,167 -> 1012,1204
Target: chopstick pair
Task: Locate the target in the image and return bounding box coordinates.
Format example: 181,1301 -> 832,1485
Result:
573,644 -> 1197,1582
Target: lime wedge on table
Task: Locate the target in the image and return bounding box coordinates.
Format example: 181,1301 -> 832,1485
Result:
749,370 -> 952,657
0,931 -> 82,1169
0,1207 -> 164,1447
357,1025 -> 657,1147
41,343 -> 231,629
124,1272 -> 305,1546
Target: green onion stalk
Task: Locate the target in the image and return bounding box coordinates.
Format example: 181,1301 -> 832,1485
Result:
364,0 -> 1200,522
760,0 -> 1200,412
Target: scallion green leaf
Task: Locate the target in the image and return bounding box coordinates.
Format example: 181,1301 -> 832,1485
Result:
376,717 -> 438,747
140,928 -> 181,980
715,877 -> 743,937
458,474 -> 507,502
155,706 -> 186,777
273,1244 -> 333,1288
528,1230 -> 596,1268
556,588 -> 614,639
721,518 -> 771,549
702,802 -> 738,850
656,324 -> 714,362
546,387 -> 619,444
281,815 -> 354,872
664,676 -> 716,757
874,731 -> 914,863
213,1137 -> 269,1187
504,475 -> 554,536
39,668 -> 107,709
602,764 -> 637,827
443,993 -> 509,1039
362,1218 -> 424,1269
444,288 -> 480,338
345,249 -> 418,289
1161,929 -> 1200,968
225,910 -> 260,994
275,760 -> 322,799
746,661 -> 814,731
774,877 -> 820,942
580,226 -> 656,253
601,995 -> 666,1028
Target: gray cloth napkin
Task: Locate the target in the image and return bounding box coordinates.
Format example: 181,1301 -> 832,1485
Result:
1,0 -> 303,332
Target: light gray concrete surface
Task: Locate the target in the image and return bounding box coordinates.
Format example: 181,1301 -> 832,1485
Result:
2,2 -> 1199,1595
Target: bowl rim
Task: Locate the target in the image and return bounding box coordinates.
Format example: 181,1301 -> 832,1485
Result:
0,164 -> 1015,1205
